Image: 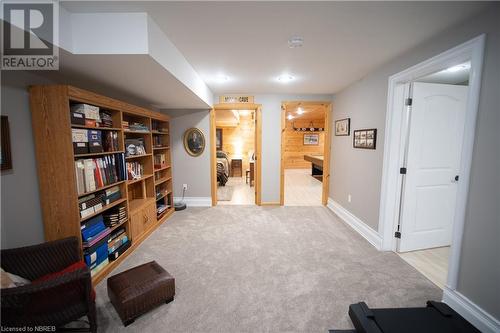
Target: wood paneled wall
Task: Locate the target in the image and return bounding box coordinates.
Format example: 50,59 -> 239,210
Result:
217,113 -> 255,174
283,119 -> 325,169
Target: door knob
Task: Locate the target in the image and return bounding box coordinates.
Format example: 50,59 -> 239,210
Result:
452,175 -> 459,182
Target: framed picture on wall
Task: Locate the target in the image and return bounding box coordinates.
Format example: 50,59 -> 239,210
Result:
303,133 -> 319,145
335,118 -> 350,136
353,128 -> 377,149
1,116 -> 12,170
216,128 -> 223,150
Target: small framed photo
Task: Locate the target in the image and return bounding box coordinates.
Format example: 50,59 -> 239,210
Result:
335,118 -> 350,136
353,128 -> 377,149
303,133 -> 319,145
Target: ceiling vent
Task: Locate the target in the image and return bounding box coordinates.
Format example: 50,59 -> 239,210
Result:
288,36 -> 304,48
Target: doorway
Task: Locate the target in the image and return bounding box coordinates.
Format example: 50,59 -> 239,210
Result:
280,101 -> 332,206
209,103 -> 262,206
379,35 -> 485,293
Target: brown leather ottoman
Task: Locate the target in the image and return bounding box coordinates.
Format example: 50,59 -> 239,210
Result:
107,261 -> 175,326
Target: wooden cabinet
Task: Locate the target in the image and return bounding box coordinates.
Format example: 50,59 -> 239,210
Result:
231,158 -> 242,177
129,200 -> 156,241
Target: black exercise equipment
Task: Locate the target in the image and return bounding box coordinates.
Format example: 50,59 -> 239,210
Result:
331,301 -> 480,333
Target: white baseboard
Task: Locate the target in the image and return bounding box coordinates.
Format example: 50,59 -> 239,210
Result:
174,197 -> 211,207
443,287 -> 499,333
327,198 -> 382,250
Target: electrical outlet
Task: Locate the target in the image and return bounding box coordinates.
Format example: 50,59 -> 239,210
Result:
348,194 -> 352,203
183,184 -> 188,190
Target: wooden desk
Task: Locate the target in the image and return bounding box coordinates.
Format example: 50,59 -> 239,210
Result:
304,155 -> 323,181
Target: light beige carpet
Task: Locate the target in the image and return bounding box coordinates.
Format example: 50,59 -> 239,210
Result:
93,206 -> 441,332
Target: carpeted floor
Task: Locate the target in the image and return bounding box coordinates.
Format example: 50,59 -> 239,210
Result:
94,206 -> 442,332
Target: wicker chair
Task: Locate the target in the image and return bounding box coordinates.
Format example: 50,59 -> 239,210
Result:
1,237 -> 97,332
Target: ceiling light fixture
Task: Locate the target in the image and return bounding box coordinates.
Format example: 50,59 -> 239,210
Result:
287,114 -> 294,120
297,107 -> 304,115
277,74 -> 295,83
288,36 -> 304,48
215,75 -> 230,83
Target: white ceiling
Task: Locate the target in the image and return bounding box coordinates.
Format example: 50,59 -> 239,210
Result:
62,1 -> 488,95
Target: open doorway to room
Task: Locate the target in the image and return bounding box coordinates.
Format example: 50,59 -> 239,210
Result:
280,101 -> 332,206
209,103 -> 262,206
215,109 -> 255,205
394,62 -> 471,289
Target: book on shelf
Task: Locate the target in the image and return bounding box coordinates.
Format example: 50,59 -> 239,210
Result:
125,138 -> 146,157
102,206 -> 127,228
156,203 -> 170,216
99,111 -> 113,128
153,135 -> 166,148
78,186 -> 122,218
126,161 -> 144,180
152,122 -> 169,133
154,153 -> 167,168
91,258 -> 109,276
102,131 -> 119,152
128,122 -> 149,132
75,153 -> 125,195
108,240 -> 131,261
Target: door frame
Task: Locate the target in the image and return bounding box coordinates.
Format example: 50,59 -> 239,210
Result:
378,35 -> 485,291
209,103 -> 262,206
280,101 -> 332,206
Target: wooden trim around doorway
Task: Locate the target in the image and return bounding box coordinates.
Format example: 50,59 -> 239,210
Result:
280,101 -> 332,206
210,103 -> 262,206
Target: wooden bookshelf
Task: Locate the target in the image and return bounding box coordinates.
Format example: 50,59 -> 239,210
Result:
29,85 -> 174,285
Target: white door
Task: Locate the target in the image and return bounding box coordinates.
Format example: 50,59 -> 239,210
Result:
399,82 -> 468,252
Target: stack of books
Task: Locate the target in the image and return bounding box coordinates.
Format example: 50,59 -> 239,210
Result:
107,228 -> 130,261
122,121 -> 129,131
103,186 -> 121,204
154,153 -> 167,169
102,131 -> 119,152
152,122 -> 168,133
126,161 -> 144,180
81,215 -> 111,275
153,136 -> 165,148
102,206 -> 127,228
99,111 -> 113,128
157,203 -> 169,217
74,153 -> 126,195
79,193 -> 104,218
128,122 -> 149,132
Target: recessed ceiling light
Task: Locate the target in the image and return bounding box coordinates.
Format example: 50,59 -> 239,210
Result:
297,107 -> 304,115
287,114 -> 294,120
288,36 -> 304,48
239,110 -> 250,116
445,63 -> 470,73
215,75 -> 230,83
277,74 -> 295,83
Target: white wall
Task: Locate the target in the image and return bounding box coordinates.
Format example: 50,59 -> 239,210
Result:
215,94 -> 333,203
1,71 -> 53,249
162,110 -> 211,200
328,5 -> 500,321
